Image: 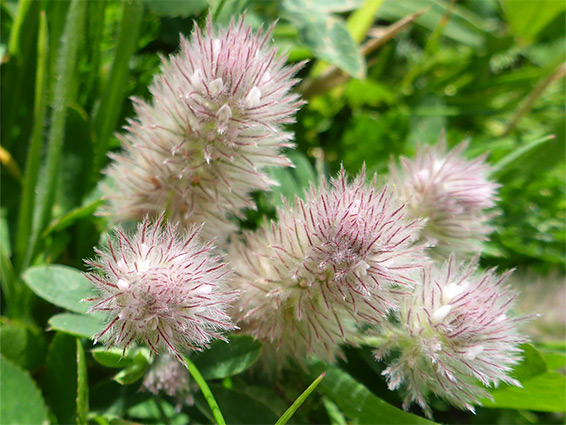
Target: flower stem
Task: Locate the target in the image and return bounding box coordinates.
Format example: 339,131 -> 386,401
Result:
183,355 -> 226,425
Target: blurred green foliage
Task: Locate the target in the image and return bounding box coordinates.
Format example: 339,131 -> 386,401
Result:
0,0 -> 564,424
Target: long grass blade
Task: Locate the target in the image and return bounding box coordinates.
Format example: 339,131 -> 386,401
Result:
23,0 -> 86,270
91,0 -> 143,181
183,355 -> 226,425
15,11 -> 49,271
275,372 -> 326,425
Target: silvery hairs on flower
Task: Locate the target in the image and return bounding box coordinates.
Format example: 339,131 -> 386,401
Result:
374,256 -> 528,417
228,167 -> 427,366
84,213 -> 237,361
102,16 -> 305,242
389,136 -> 499,257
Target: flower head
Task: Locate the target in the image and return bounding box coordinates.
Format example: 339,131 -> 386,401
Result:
102,17 -> 305,241
389,137 -> 499,257
228,168 -> 427,365
84,214 -> 237,360
143,353 -> 195,408
375,257 -> 528,417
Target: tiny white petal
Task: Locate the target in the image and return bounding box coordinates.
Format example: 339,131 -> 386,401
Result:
117,279 -> 130,291
137,259 -> 151,272
432,304 -> 453,323
244,86 -> 262,109
464,344 -> 484,360
209,78 -> 224,97
217,104 -> 232,124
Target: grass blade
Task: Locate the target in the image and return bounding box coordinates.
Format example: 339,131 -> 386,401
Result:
183,355 -> 226,425
275,372 -> 326,425
15,10 -> 49,271
91,0 -> 143,180
493,134 -> 556,176
23,0 -> 86,269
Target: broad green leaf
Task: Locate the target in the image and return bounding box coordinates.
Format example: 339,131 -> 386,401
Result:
144,0 -> 208,17
77,339 -> 89,425
0,317 -> 46,372
293,0 -> 364,13
482,371 -> 566,412
114,353 -> 150,385
501,0 -> 566,44
281,0 -> 366,79
48,313 -> 105,339
510,343 -> 547,382
92,347 -> 136,369
23,264 -> 98,315
0,355 -> 49,425
310,362 -> 437,424
45,333 -> 79,425
196,384 -> 279,424
191,335 -> 262,380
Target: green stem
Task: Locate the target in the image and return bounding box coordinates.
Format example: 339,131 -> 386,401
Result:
183,355 -> 226,425
15,11 -> 49,272
23,0 -> 86,270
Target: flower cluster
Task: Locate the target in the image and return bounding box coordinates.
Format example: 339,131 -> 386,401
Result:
374,257 -> 527,416
80,14 -> 532,420
143,353 -> 195,408
228,169 -> 427,364
84,214 -> 237,360
102,17 -> 304,241
389,138 -> 499,257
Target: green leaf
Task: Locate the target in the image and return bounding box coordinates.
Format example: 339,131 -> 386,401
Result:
0,355 -> 49,425
275,372 -> 325,425
92,347 -> 136,369
501,0 -> 566,44
191,335 -> 262,380
309,362 -> 437,424
48,313 -> 105,339
379,0 -> 485,48
281,0 -> 366,79
114,353 -> 150,385
23,264 -> 98,315
0,317 -> 46,372
481,343 -> 566,412
45,333 -> 79,425
76,339 -> 89,425
482,371 -> 566,412
144,0 -> 208,17
510,343 -> 547,382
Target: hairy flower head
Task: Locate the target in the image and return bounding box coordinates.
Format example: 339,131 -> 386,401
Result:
143,353 -> 195,408
375,257 -> 528,416
228,168 -> 427,365
84,214 -> 237,360
389,137 -> 499,257
102,17 -> 305,241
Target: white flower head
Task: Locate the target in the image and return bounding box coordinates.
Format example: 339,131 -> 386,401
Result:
390,136 -> 499,257
84,214 -> 237,360
375,256 -> 529,417
228,167 -> 427,366
101,16 -> 305,242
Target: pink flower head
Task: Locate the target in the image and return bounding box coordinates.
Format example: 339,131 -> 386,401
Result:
102,17 -> 305,241
375,256 -> 528,417
143,353 -> 195,408
389,137 -> 499,257
229,168 -> 427,364
84,214 -> 237,360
